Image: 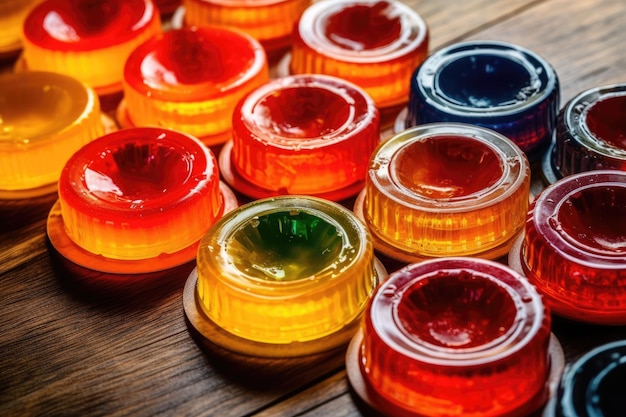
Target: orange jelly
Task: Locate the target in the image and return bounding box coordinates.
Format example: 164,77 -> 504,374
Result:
182,0 -> 311,60
22,0 -> 161,93
290,0 -> 429,110
122,27 -> 268,146
223,74 -> 379,200
55,127 -> 227,265
357,123 -> 530,262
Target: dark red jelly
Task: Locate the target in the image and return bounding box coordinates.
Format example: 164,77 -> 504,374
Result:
23,0 -> 157,51
324,2 -> 402,50
392,135 -> 504,199
584,95 -> 626,151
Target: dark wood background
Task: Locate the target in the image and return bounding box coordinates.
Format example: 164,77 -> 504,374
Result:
2,1 -> 626,416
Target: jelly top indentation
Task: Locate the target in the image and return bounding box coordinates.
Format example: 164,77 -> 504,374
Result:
553,185 -> 626,255
124,27 -> 266,102
584,94 -> 626,151
324,2 -> 401,51
23,0 -> 157,51
392,135 -> 504,199
395,270 -> 517,349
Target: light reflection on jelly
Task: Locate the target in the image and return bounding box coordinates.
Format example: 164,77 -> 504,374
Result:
0,71 -> 103,194
122,27 -> 268,145
224,74 -> 379,200
290,0 -> 429,110
511,170 -> 626,324
407,41 -> 559,160
193,196 -> 380,354
358,123 -> 529,261
546,85 -> 626,183
58,127 -> 223,261
349,257 -> 554,417
22,0 -> 161,91
392,135 -> 503,199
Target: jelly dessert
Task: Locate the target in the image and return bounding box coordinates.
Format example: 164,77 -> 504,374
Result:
181,0 -> 310,60
509,170 -> 626,324
121,27 -> 268,146
544,84 -> 626,183
22,0 -> 161,94
406,40 -> 559,160
221,74 -> 379,200
290,0 -> 429,111
346,257 -> 562,417
184,196 -> 385,357
0,71 -> 103,198
355,123 -> 530,262
47,127 -> 238,273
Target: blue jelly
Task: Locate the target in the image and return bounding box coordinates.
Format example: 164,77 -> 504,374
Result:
552,340 -> 626,417
406,41 -> 559,161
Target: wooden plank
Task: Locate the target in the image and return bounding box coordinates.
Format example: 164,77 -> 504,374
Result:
409,0 -> 546,49
461,0 -> 626,103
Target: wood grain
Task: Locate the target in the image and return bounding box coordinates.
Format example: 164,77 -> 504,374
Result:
2,1 -> 626,416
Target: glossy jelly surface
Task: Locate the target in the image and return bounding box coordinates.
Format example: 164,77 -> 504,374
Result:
59,127 -> 224,260
229,74 -> 379,198
360,258 -> 551,417
291,0 -> 429,108
585,95 -> 626,151
182,0 -> 310,57
408,41 -> 559,158
0,71 -> 102,192
324,2 -> 402,50
549,86 -> 626,181
393,135 -> 503,199
22,0 -> 161,91
23,0 -> 156,51
555,341 -> 626,417
195,196 -> 378,349
123,27 -> 268,143
520,170 -> 626,323
362,123 -> 530,261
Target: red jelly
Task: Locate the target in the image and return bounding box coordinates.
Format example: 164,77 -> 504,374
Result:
510,170 -> 626,324
221,74 -> 379,200
22,0 -> 161,92
121,27 -> 268,145
290,0 -> 429,111
585,95 -> 626,151
51,127 -> 235,271
346,258 -> 560,417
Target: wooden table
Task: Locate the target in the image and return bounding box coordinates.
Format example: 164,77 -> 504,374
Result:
2,1 -> 626,416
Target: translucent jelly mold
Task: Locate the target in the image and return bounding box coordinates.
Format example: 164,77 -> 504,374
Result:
544,84 -> 626,184
510,170 -> 626,324
290,0 -> 429,110
406,40 -> 559,160
181,0 -> 311,60
184,196 -> 385,357
47,127 -> 237,273
120,27 -> 268,146
354,123 -> 530,263
551,341 -> 626,417
346,257 -> 563,417
220,74 -> 379,201
0,71 -> 103,198
22,0 -> 161,93
0,0 -> 40,59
